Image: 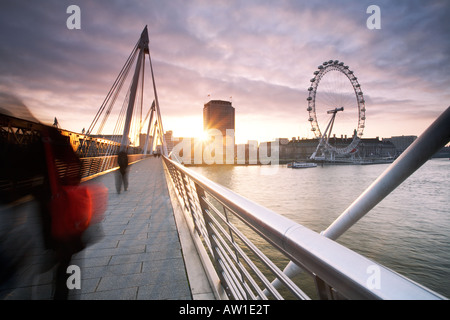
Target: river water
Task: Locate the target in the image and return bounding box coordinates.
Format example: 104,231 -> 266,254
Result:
189,158 -> 450,298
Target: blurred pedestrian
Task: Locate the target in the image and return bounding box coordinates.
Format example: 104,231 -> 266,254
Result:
1,112 -> 107,299
43,126 -> 107,299
115,149 -> 129,193
42,126 -> 90,300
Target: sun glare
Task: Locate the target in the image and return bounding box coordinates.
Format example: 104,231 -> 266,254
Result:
200,130 -> 210,142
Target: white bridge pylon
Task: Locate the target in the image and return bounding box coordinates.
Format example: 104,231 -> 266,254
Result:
85,26 -> 167,156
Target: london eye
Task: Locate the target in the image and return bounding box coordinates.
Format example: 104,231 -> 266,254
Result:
307,60 -> 366,160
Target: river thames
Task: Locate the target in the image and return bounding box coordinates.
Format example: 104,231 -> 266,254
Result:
189,158 -> 450,298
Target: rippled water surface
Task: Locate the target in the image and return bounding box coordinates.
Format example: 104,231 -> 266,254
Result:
189,158 -> 450,298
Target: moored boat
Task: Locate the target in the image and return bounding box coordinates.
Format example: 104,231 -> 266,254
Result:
287,161 -> 317,168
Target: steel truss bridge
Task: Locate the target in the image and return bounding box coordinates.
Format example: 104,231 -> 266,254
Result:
1,26 -> 449,300
0,113 -> 148,181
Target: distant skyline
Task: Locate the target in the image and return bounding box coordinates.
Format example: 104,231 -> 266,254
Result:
0,1 -> 449,145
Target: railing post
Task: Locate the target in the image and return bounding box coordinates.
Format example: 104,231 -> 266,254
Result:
168,162 -> 183,198
196,187 -> 233,299
177,171 -> 190,212
222,206 -> 246,297
182,174 -> 203,236
87,157 -> 95,177
314,276 -> 334,300
169,165 -> 192,224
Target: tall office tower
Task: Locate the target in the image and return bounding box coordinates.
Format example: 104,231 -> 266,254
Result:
203,100 -> 235,164
203,100 -> 235,136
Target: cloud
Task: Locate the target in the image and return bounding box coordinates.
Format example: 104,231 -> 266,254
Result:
0,0 -> 448,140
0,92 -> 40,123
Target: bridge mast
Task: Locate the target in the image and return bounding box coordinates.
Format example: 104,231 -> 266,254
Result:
143,100 -> 155,154
147,34 -> 167,156
120,27 -> 149,151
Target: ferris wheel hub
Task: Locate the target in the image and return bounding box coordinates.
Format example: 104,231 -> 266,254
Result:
327,107 -> 344,114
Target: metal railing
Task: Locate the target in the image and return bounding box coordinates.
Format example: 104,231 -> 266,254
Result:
80,154 -> 149,181
162,107 -> 449,300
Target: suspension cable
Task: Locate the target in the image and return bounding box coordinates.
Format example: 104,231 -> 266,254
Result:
85,39 -> 140,136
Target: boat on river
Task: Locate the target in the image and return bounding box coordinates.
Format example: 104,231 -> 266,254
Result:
287,161 -> 317,169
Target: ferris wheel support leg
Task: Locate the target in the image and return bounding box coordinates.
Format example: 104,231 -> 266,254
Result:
310,110 -> 340,160
310,144 -> 320,160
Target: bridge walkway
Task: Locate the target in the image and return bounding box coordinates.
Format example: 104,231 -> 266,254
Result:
69,156 -> 214,300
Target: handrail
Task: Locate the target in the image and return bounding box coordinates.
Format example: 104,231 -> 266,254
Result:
162,153 -> 447,300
